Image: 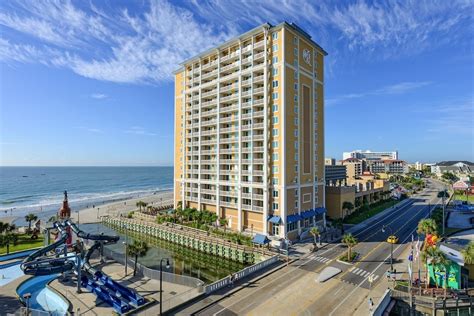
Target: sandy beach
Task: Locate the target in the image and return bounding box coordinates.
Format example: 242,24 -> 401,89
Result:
69,190 -> 174,224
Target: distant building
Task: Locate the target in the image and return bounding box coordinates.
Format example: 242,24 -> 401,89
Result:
431,161 -> 474,177
343,150 -> 398,161
325,165 -> 347,186
324,157 -> 336,166
367,159 -> 409,175
340,158 -> 366,186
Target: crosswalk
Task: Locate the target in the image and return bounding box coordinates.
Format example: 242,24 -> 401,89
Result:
349,267 -> 379,280
306,253 -> 331,263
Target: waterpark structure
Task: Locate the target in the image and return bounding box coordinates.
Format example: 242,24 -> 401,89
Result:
20,191 -> 145,314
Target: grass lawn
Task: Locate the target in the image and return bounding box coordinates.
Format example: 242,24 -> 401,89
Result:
344,200 -> 398,225
339,251 -> 359,263
0,233 -> 44,255
453,194 -> 474,203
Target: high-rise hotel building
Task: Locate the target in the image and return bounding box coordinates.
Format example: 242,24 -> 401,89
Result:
174,22 -> 327,240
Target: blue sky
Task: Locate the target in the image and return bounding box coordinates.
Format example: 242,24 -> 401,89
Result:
0,0 -> 473,166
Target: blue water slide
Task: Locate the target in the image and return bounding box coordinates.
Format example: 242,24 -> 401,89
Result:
21,222 -> 76,275
95,271 -> 145,306
81,275 -> 130,314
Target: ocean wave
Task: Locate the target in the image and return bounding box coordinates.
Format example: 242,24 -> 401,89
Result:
0,186 -> 173,213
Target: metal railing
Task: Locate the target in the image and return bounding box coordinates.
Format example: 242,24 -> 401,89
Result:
204,255 -> 279,294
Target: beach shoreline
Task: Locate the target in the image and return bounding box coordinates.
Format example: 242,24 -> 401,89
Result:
1,190 -> 174,226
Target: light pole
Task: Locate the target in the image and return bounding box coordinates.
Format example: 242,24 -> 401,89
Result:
160,258 -> 170,316
124,223 -> 129,276
382,225 -> 394,273
23,293 -> 31,315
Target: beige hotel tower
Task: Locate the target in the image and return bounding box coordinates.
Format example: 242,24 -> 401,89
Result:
174,22 -> 327,241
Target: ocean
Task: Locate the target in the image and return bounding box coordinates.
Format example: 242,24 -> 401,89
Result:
0,166 -> 173,224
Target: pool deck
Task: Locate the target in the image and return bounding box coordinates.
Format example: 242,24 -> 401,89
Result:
0,273 -> 29,314
49,258 -> 201,315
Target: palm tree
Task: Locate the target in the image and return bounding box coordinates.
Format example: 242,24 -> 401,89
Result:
0,233 -> 18,254
136,201 -> 148,212
341,233 -> 358,262
25,213 -> 38,232
310,227 -> 320,245
461,241 -> 474,265
0,222 -> 10,234
342,201 -> 354,219
127,240 -> 149,276
220,218 -> 229,235
417,218 -> 438,240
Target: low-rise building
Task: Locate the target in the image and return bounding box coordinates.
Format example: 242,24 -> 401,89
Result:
367,159 -> 408,175
431,161 -> 474,177
343,150 -> 398,161
341,158 -> 365,185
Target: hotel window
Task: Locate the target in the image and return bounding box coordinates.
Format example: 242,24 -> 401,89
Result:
295,165 -> 298,172
294,118 -> 299,125
294,60 -> 298,67
272,68 -> 278,76
294,71 -> 298,79
295,200 -> 298,208
272,128 -> 279,136
272,32 -> 278,40
272,56 -> 278,64
294,106 -> 298,114
295,189 -> 298,196
272,117 -> 279,124
272,80 -> 279,87
294,83 -> 298,90
294,141 -> 298,149
272,141 -> 279,148
294,95 -> 298,102
295,153 -> 299,161
273,190 -> 279,197
272,202 -> 279,210
272,92 -> 279,100
293,37 -> 298,45
272,178 -> 279,185
273,153 -> 279,161
272,224 -> 280,236
294,48 -> 298,55
294,129 -> 298,137
272,104 -> 278,112
273,166 -> 279,173
272,44 -> 278,51
287,222 -> 297,232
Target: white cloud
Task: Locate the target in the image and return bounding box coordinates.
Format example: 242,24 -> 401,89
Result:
0,0 -> 471,84
76,126 -> 103,133
125,126 -> 157,136
422,97 -> 474,136
90,93 -> 107,99
326,81 -> 432,106
0,0 -> 236,84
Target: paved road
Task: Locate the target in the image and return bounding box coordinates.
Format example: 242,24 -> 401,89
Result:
179,179 -> 445,316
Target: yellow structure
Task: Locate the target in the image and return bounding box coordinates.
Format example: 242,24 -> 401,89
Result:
174,22 -> 327,240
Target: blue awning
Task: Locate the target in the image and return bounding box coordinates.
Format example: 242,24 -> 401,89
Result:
268,216 -> 282,224
287,214 -> 302,223
252,233 -> 270,245
314,207 -> 327,215
301,209 -> 316,219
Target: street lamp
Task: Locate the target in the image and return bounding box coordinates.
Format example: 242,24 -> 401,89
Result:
160,258 -> 170,316
23,293 -> 31,315
382,225 -> 394,273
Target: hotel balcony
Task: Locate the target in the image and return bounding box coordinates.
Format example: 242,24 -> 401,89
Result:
254,40 -> 264,49
220,61 -> 239,73
220,94 -> 239,102
201,129 -> 217,136
201,60 -> 218,70
201,119 -> 217,127
201,89 -> 217,98
201,69 -> 218,80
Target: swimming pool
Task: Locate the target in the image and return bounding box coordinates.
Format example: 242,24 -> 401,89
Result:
0,248 -> 40,262
0,262 -> 24,286
17,274 -> 69,315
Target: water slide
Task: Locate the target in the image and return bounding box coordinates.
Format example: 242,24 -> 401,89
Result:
21,222 -> 76,276
65,220 -> 145,307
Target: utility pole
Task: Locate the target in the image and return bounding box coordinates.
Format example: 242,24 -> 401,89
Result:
442,189 -> 446,236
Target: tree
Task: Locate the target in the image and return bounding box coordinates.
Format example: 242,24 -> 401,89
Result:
127,240 -> 149,276
341,233 -> 358,262
342,201 -> 354,218
437,190 -> 450,199
0,233 -> 18,254
136,201 -> 148,212
220,218 -> 229,235
310,227 -> 320,245
0,222 -> 10,234
417,218 -> 438,238
461,241 -> 474,265
24,213 -> 38,232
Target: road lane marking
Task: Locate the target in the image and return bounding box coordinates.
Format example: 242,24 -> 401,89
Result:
328,199 -> 441,316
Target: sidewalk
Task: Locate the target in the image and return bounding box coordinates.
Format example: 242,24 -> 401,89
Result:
352,242 -> 414,315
